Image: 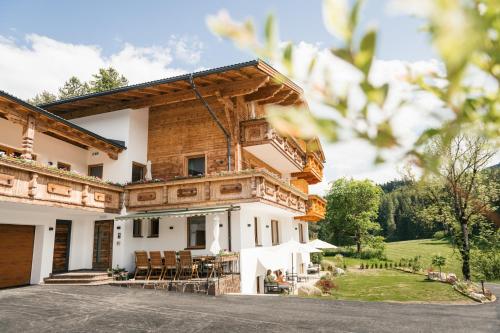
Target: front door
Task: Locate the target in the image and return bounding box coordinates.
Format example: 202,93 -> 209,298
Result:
92,220 -> 114,270
52,220 -> 72,273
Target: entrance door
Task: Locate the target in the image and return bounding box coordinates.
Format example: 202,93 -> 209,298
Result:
92,220 -> 114,270
0,224 -> 35,288
52,220 -> 72,273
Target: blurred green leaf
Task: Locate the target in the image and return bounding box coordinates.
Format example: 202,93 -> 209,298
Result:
355,29 -> 377,75
322,0 -> 350,41
282,42 -> 293,74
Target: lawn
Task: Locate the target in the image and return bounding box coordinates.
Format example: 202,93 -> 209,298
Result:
325,269 -> 470,303
325,239 -> 464,278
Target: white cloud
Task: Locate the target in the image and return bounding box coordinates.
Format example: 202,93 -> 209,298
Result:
272,42 -> 447,194
0,34 -> 203,99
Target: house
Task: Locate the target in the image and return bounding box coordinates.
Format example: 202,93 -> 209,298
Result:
0,60 -> 326,294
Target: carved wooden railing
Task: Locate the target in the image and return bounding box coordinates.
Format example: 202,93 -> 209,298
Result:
125,169 -> 308,214
240,118 -> 306,170
0,156 -> 123,213
292,153 -> 324,184
295,194 -> 326,222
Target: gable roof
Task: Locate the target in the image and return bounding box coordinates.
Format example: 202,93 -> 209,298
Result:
0,90 -> 126,158
40,59 -> 305,119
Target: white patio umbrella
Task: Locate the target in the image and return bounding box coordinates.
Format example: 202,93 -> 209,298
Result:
308,239 -> 338,250
209,215 -> 221,255
145,160 -> 152,181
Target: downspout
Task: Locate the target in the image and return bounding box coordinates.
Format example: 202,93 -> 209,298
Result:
189,74 -> 232,171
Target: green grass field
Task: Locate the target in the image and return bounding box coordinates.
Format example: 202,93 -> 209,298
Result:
326,270 -> 470,302
315,239 -> 471,302
326,239 -> 464,278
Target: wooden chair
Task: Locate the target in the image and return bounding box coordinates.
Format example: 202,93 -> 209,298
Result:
134,251 -> 150,280
162,251 -> 178,280
178,250 -> 199,279
147,251 -> 165,280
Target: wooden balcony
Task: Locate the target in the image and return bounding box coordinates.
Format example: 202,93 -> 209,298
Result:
295,194 -> 326,222
292,153 -> 324,184
0,156 -> 123,213
124,169 -> 308,214
240,118 -> 306,173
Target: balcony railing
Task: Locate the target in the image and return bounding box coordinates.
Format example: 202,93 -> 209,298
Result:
292,153 -> 324,184
0,156 -> 123,213
295,194 -> 326,222
124,169 -> 308,214
240,118 -> 306,172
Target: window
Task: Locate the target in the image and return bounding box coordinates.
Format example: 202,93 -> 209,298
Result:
132,162 -> 146,182
299,223 -> 305,243
254,217 -> 261,246
187,216 -> 206,248
133,219 -> 142,238
187,156 -> 205,177
149,218 -> 159,238
271,220 -> 279,245
57,162 -> 71,171
88,164 -> 103,179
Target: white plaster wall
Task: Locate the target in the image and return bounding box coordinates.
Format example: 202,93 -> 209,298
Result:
237,203 -> 311,294
114,213 -> 230,272
0,202 -> 116,284
0,118 -> 88,174
72,108 -> 149,184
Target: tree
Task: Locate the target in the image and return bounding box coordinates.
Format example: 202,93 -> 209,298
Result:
323,178 -> 382,253
90,67 -> 128,93
424,135 -> 496,280
431,255 -> 447,280
58,76 -> 90,99
28,67 -> 129,104
377,195 -> 396,240
27,91 -> 57,105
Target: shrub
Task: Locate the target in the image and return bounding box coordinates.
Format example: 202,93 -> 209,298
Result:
471,249 -> 500,281
316,275 -> 338,294
433,230 -> 446,240
311,252 -> 323,265
343,263 -> 347,270
385,262 -> 388,269
370,263 -> 374,269
333,254 -> 344,265
360,263 -> 364,269
320,260 -> 331,271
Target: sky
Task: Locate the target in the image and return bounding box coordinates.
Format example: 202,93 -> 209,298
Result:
0,0 -> 440,194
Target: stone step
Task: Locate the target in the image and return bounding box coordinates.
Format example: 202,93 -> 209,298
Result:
44,277 -> 112,284
48,273 -> 109,280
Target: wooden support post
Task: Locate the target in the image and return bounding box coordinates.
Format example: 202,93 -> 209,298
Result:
21,115 -> 36,160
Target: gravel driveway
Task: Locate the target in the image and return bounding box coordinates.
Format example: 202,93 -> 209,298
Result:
0,284 -> 498,333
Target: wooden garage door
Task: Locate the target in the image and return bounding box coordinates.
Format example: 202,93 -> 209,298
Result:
0,224 -> 35,289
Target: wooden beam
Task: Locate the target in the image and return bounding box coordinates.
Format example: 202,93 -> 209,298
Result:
258,90 -> 293,105
279,92 -> 301,106
59,76 -> 270,119
244,84 -> 283,102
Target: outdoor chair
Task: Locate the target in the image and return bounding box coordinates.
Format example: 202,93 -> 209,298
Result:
207,256 -> 223,278
147,251 -> 165,280
162,250 -> 178,280
178,250 -> 199,280
134,251 -> 150,280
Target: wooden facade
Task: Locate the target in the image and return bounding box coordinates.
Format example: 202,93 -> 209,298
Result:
1,60 -> 326,221
125,169 -> 307,214
0,156 -> 123,213
295,195 -> 327,222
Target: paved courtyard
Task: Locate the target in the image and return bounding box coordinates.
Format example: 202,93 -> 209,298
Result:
0,285 -> 498,332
